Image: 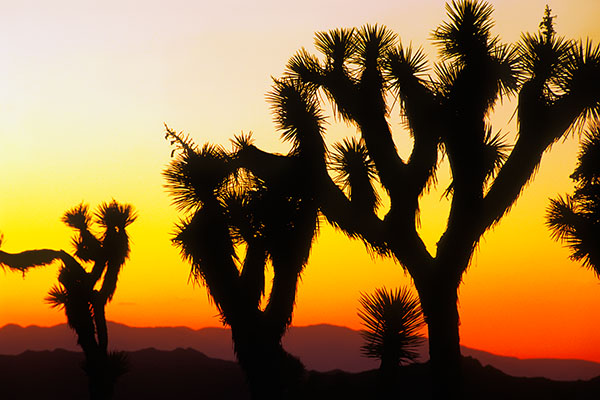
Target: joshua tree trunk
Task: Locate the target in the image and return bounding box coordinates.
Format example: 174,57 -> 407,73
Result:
85,352 -> 112,400
66,297 -> 116,400
419,285 -> 462,398
231,321 -> 304,400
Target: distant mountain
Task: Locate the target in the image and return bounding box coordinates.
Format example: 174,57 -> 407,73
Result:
1,322 -> 599,381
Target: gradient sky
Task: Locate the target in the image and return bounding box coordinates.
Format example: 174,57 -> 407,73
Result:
1,0 -> 599,362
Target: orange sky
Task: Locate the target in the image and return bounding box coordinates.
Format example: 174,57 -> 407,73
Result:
1,0 -> 599,362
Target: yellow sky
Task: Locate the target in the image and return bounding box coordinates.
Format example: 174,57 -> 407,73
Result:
1,0 -> 599,361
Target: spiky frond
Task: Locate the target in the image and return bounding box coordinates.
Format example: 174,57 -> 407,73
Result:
433,1 -> 520,115
231,132 -> 255,152
482,127 -> 510,185
94,201 -> 136,301
267,78 -> 326,158
435,42 -> 519,112
355,24 -> 397,68
62,203 -> 103,262
517,5 -> 572,97
358,287 -> 425,368
434,61 -> 461,98
547,195 -> 579,242
164,142 -> 231,211
547,123 -> 600,274
330,137 -> 380,212
384,44 -> 429,90
95,201 -> 137,231
315,27 -> 357,67
106,351 -> 130,379
172,207 -> 237,288
571,124 -> 600,186
221,187 -> 261,245
560,40 -> 600,128
546,195 -> 600,272
518,33 -> 572,85
286,48 -> 324,88
433,0 -> 496,62
46,284 -> 68,309
489,43 -> 522,97
63,203 -> 92,230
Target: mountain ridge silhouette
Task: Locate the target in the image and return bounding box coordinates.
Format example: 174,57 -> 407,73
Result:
1,347 -> 599,400
1,321 -> 598,381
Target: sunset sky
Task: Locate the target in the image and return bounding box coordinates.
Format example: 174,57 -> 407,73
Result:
1,0 -> 599,363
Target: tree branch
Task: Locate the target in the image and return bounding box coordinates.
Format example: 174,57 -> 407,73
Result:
0,249 -> 68,272
480,82 -> 594,236
240,242 -> 268,311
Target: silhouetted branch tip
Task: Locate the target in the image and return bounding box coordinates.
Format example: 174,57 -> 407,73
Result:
165,124 -> 199,157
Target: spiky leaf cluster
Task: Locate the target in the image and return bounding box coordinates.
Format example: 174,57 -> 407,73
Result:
46,284 -> 68,309
384,44 -> 429,91
63,204 -> 92,230
482,128 -> 509,180
95,201 -> 136,231
561,41 -> 600,127
331,137 -> 380,212
358,287 -> 425,368
433,0 -> 496,62
315,28 -> 357,68
355,24 -> 397,68
267,78 -> 326,158
52,201 -> 136,305
547,124 -> 600,274
433,0 -> 520,113
164,141 -> 231,212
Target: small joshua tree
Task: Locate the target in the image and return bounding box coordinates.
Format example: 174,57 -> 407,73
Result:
358,286 -> 425,377
1,200 -> 136,400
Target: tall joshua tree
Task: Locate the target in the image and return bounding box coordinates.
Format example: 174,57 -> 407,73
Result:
164,127 -> 320,399
547,123 -> 600,273
1,201 -> 136,400
187,1 -> 600,396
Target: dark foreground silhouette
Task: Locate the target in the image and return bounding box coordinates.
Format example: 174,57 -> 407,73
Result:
0,348 -> 598,400
165,0 -> 600,394
2,322 -> 600,381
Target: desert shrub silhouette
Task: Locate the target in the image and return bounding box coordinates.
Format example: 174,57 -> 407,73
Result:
358,287 -> 425,373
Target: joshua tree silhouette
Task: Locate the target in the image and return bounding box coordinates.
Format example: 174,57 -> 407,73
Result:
547,123 -> 600,274
168,1 -> 600,396
1,201 -> 136,400
164,130 -> 318,399
358,287 -> 425,374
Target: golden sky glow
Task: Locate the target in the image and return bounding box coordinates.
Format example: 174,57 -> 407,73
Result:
1,0 -> 599,362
